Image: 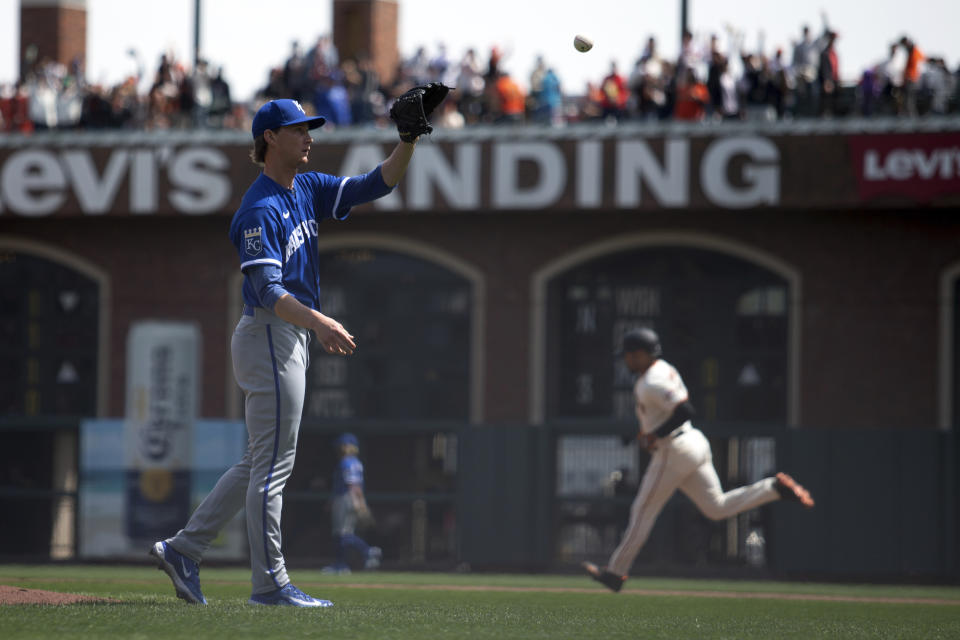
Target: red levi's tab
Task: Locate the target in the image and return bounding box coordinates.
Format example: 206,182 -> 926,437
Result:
847,133 -> 960,204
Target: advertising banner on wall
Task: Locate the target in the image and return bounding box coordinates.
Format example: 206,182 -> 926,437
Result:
123,321 -> 200,547
79,418 -> 246,559
847,133 -> 960,202
1,125 -> 957,217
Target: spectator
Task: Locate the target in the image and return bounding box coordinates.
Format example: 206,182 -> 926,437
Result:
676,29 -> 697,78
899,36 -> 925,116
403,46 -> 431,87
435,95 -> 465,129
922,57 -> 955,115
539,66 -> 564,126
673,67 -> 709,121
208,67 -> 233,128
491,69 -> 526,124
26,67 -> 59,130
632,36 -> 666,120
79,83 -> 113,128
580,81 -> 606,121
455,48 -> 485,124
705,37 -> 726,120
429,43 -> 451,83
817,30 -> 840,117
717,55 -> 740,120
600,61 -> 629,121
283,40 -> 310,104
259,67 -> 287,102
528,55 -> 548,119
739,52 -> 767,118
791,24 -> 820,116
768,48 -> 791,119
306,34 -> 339,86
0,82 -> 34,133
862,43 -> 901,116
313,71 -> 352,127
186,59 -> 215,128
4,29 -> 959,135
342,55 -> 380,126
528,56 -> 563,125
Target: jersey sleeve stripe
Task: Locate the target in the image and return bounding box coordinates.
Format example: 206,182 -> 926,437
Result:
240,257 -> 283,270
331,176 -> 351,219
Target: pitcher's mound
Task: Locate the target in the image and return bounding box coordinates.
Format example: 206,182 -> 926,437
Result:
0,584 -> 111,605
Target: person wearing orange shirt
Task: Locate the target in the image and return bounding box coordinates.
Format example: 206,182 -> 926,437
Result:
493,70 -> 526,123
673,68 -> 709,122
899,36 -> 925,116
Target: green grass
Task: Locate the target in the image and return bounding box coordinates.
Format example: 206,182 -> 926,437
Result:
1,565 -> 959,639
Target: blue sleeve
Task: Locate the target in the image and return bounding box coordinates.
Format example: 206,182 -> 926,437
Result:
301,166 -> 393,221
231,206 -> 284,270
246,263 -> 290,310
343,458 -> 364,486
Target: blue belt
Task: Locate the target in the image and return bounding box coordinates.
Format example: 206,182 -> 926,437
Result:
243,304 -> 256,317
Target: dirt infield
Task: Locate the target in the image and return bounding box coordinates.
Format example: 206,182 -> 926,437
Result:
0,585 -> 111,605
2,580 -> 957,607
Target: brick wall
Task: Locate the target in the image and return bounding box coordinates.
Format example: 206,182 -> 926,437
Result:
19,3 -> 87,76
2,206 -> 953,428
333,0 -> 399,87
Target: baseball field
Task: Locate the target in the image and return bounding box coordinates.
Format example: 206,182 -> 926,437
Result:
1,565 -> 959,639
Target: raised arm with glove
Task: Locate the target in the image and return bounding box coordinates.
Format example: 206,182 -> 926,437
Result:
389,82 -> 453,143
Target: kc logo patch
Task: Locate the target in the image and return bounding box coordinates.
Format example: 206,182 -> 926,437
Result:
243,227 -> 263,255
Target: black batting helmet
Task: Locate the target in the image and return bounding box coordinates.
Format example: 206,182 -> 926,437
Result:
617,327 -> 662,358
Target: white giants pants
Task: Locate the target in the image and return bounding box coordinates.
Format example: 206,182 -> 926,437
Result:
607,425 -> 780,577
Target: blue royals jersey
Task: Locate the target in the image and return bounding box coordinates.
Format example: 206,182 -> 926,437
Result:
229,167 -> 390,311
333,455 -> 364,496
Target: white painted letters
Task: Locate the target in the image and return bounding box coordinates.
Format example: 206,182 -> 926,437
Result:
701,137 -> 780,208
492,142 -> 565,209
615,139 -> 689,207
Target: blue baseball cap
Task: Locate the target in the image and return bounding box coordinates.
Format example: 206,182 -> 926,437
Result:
251,99 -> 326,139
336,433 -> 358,448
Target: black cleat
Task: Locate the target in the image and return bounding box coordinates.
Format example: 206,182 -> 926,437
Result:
582,561 -> 626,593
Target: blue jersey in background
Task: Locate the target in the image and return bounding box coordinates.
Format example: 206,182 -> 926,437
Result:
334,456 -> 364,496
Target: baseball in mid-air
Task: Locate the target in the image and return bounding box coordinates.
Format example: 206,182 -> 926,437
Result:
573,34 -> 593,52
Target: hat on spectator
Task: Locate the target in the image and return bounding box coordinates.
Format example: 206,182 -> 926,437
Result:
252,99 -> 325,139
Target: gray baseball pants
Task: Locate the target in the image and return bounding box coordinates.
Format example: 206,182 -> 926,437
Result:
167,307 -> 308,594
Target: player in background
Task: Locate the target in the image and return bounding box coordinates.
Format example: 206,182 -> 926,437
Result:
583,328 -> 814,593
150,97 -> 425,607
322,433 -> 382,574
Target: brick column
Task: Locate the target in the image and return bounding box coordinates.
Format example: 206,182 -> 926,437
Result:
19,0 -> 87,78
333,0 -> 399,87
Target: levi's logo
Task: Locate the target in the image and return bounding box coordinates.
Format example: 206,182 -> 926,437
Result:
863,147 -> 960,181
848,134 -> 960,202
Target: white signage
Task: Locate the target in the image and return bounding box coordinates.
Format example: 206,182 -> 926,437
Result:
0,136 -> 782,215
0,147 -> 231,216
124,321 -> 200,470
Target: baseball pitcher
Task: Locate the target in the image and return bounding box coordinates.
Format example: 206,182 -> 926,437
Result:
150,87 -> 450,607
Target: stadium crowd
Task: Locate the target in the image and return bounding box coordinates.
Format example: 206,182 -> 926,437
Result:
1,21 -> 958,135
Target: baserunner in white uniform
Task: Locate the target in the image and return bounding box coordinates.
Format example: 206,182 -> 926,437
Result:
149,95 -> 441,607
583,328 -> 814,592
